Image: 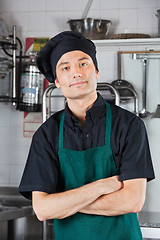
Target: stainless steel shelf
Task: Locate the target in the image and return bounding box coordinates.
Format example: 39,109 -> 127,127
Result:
93,38 -> 160,47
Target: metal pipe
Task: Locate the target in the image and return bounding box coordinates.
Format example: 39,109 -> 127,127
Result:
139,58 -> 151,118
42,82 -> 120,122
97,82 -> 120,106
48,88 -> 54,117
119,86 -> 139,116
43,221 -> 47,240
12,25 -> 16,105
142,58 -> 147,111
42,84 -> 56,122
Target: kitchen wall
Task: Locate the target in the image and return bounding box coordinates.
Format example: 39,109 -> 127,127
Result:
0,0 -> 160,215
1,0 -> 160,42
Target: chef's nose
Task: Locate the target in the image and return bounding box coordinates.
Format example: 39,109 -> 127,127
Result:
73,67 -> 82,78
74,73 -> 82,78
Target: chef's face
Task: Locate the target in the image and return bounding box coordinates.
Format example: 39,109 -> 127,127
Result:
55,50 -> 99,100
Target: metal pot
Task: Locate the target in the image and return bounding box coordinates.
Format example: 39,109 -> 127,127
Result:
67,18 -> 112,40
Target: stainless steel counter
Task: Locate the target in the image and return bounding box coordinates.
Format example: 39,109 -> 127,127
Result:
0,205 -> 33,221
1,187 -> 160,240
0,187 -> 43,240
0,186 -> 33,221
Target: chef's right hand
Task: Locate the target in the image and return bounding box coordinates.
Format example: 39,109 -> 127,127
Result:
98,176 -> 123,195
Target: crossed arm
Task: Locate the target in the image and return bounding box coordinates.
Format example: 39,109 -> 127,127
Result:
32,176 -> 147,221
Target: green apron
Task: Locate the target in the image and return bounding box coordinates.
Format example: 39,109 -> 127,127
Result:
54,103 -> 142,240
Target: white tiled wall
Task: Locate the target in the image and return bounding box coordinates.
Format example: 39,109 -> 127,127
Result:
1,0 -> 160,41
0,103 -> 31,186
0,0 -> 160,215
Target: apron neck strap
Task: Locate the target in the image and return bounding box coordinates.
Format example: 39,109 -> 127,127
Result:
59,112 -> 65,149
105,102 -> 112,147
58,102 -> 112,149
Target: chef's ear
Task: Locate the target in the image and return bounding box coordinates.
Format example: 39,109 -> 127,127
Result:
96,70 -> 99,79
55,78 -> 60,88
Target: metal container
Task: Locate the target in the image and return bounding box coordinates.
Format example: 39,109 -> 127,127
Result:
19,52 -> 44,112
67,18 -> 112,40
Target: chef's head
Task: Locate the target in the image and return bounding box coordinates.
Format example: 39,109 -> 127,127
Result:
37,31 -> 98,83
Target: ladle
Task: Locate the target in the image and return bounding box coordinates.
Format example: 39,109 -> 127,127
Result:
139,58 -> 151,118
81,0 -> 93,19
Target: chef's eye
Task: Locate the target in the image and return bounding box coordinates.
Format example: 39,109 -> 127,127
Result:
62,66 -> 70,71
80,62 -> 87,67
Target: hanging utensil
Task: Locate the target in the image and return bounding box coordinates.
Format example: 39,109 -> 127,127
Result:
112,52 -> 135,101
139,58 -> 151,118
111,52 -> 139,115
81,0 -> 93,19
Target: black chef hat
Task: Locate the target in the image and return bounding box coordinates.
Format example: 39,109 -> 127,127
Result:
37,31 -> 98,83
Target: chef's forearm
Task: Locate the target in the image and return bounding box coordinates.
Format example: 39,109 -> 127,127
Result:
33,185 -> 100,220
32,176 -> 122,220
79,178 -> 147,216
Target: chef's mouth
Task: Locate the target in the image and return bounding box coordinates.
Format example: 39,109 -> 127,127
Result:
70,80 -> 87,87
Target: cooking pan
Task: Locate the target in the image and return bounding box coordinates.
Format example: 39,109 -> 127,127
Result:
111,53 -> 135,101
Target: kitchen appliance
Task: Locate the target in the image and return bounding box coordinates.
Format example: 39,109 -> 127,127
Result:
19,52 -> 44,112
67,18 -> 112,40
0,57 -> 12,101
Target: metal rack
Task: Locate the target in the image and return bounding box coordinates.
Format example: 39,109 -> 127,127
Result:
42,82 -> 121,123
42,81 -> 140,124
132,51 -> 160,118
0,25 -> 17,105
